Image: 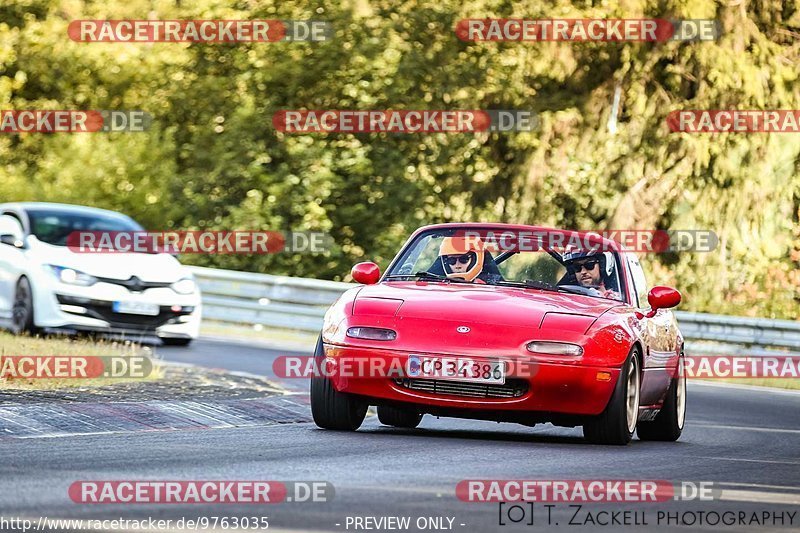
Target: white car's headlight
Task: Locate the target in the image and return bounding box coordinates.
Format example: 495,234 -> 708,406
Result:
47,265 -> 97,287
171,278 -> 197,295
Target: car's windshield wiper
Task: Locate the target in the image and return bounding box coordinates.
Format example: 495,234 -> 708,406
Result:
522,280 -> 594,296
523,280 -> 560,291
481,279 -> 561,291
384,271 -> 467,283
555,284 -> 598,296
486,279 -> 530,288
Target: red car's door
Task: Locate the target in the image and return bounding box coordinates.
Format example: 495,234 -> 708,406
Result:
625,253 -> 680,407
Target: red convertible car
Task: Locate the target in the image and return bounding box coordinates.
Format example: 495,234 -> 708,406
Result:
311,223 -> 685,445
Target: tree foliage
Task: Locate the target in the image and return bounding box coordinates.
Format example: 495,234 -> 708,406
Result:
1,0 -> 798,318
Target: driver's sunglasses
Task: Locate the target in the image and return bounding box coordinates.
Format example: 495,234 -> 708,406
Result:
570,259 -> 599,272
444,253 -> 473,266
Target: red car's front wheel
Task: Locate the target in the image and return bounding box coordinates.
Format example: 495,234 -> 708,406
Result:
310,336 -> 367,431
583,348 -> 641,445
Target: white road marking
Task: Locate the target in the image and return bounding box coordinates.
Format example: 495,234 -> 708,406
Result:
696,456 -> 800,466
715,481 -> 800,492
8,420 -> 310,440
690,381 -> 800,396
689,423 -> 800,434
719,489 -> 800,505
342,484 -> 449,496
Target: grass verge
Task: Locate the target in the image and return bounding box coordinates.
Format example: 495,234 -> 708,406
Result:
0,331 -> 161,390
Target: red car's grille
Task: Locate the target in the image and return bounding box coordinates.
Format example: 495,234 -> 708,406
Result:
393,378 -> 528,399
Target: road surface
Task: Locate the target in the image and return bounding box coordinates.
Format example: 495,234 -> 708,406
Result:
1,337 -> 798,532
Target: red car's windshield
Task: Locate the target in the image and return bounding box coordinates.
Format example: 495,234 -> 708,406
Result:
385,228 -> 624,301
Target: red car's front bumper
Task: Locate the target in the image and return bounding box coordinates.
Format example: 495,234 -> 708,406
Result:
323,344 -> 621,417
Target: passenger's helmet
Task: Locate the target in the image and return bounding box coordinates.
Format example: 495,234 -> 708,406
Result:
438,236 -> 485,282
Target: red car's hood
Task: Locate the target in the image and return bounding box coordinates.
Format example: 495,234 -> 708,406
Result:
347,282 -> 623,356
357,282 -> 620,324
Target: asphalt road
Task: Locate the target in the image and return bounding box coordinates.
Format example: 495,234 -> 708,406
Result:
1,337 -> 799,532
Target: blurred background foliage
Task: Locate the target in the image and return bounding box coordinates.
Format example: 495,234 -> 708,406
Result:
0,0 -> 798,318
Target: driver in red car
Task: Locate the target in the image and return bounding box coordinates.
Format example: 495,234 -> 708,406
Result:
563,249 -> 621,300
439,236 -> 489,283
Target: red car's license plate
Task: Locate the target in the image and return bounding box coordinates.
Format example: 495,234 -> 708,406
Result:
407,355 -> 505,384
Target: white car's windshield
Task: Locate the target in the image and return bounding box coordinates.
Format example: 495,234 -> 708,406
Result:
385,229 -> 624,301
26,209 -> 143,246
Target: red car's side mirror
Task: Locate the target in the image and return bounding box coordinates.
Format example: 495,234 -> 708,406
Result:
351,262 -> 380,285
648,286 -> 682,310
636,286 -> 681,319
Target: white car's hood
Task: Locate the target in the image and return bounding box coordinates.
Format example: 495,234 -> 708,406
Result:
30,239 -> 189,282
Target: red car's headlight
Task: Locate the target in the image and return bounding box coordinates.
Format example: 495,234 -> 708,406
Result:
346,327 -> 397,341
526,341 -> 583,356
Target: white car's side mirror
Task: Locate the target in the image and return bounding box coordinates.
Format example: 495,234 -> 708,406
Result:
0,215 -> 26,249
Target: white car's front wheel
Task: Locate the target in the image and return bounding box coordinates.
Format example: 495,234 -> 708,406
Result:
160,337 -> 193,347
11,277 -> 36,335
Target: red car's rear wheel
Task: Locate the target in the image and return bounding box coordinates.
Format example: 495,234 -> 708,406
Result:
637,355 -> 686,441
377,405 -> 423,428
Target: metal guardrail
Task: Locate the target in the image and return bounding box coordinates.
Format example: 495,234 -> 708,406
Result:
674,311 -> 800,351
189,266 -> 350,332
190,266 -> 800,351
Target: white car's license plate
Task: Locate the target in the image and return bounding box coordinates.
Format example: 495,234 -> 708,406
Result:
112,301 -> 160,316
407,355 -> 505,384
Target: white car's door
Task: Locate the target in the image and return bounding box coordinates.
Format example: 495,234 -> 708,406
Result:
0,215 -> 28,319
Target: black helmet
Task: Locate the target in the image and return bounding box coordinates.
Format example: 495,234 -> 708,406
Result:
562,248 -> 615,277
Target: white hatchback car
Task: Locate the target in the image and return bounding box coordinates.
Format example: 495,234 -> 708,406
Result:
0,202 -> 201,346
